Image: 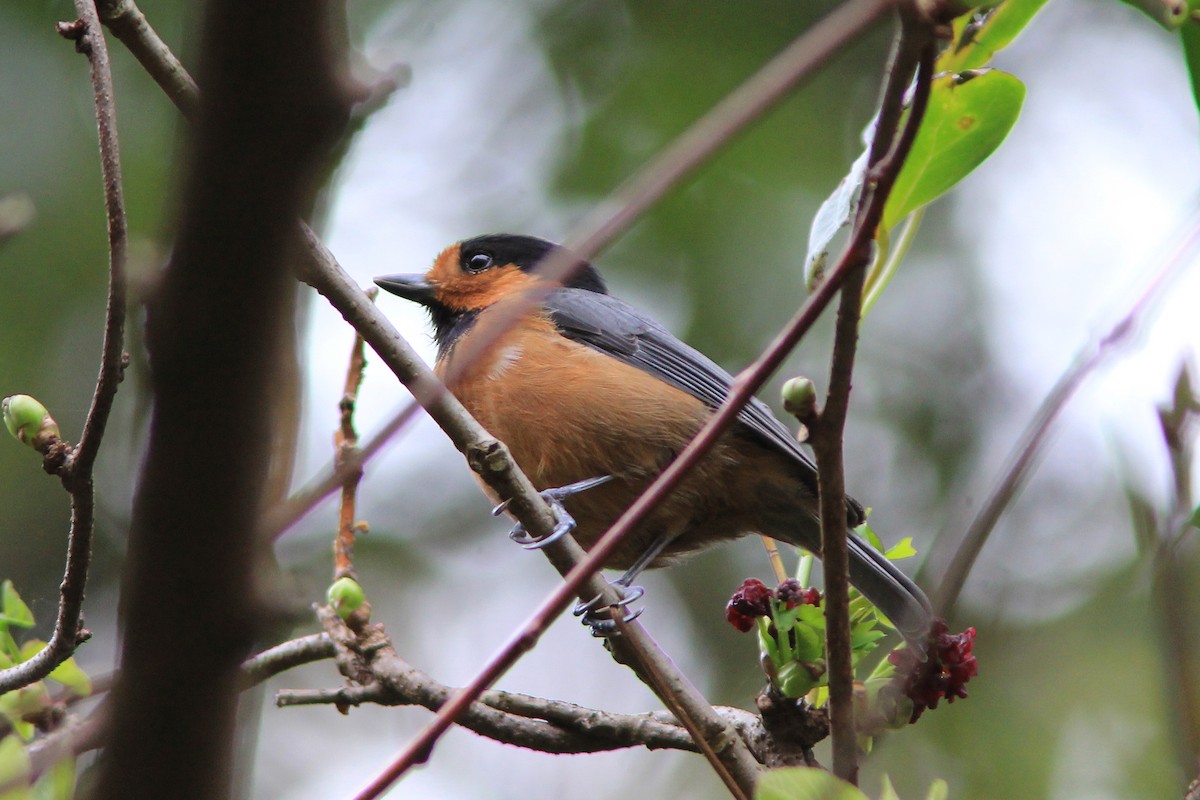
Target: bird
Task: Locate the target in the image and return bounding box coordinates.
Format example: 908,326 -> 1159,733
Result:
375,233 -> 932,639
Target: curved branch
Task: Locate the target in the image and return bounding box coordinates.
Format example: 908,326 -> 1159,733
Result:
931,213 -> 1200,615
241,634 -> 337,688
0,0 -> 128,696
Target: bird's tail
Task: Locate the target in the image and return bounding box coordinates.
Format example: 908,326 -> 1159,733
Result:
846,533 -> 934,642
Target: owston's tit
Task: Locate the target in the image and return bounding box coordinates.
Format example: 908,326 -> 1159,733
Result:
376,234 -> 932,638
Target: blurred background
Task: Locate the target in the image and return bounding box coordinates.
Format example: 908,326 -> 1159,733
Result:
2,0 -> 1199,797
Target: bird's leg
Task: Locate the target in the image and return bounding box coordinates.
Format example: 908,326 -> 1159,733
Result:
494,475 -> 613,549
575,529 -> 678,637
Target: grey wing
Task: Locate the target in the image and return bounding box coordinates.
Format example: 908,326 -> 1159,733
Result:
544,288 -> 823,495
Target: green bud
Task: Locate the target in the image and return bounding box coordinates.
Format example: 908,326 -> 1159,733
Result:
327,577 -> 366,620
2,395 -> 60,450
781,377 -> 817,418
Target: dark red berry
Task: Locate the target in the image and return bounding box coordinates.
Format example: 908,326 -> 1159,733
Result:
726,578 -> 773,632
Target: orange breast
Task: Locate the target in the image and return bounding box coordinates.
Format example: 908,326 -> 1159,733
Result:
436,308 -> 763,568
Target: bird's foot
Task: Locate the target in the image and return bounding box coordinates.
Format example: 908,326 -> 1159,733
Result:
494,475 -> 612,550
574,582 -> 645,637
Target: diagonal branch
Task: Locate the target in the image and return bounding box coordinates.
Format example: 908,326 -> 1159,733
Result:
298,231 -> 762,800
931,212 -> 1200,616
96,0 -> 199,119
245,627 -> 807,766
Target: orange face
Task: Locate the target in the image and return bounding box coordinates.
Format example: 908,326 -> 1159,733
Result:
424,242 -> 548,314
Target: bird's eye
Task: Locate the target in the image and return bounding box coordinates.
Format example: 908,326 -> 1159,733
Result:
466,252 -> 494,272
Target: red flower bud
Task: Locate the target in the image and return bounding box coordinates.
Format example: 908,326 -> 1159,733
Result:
726,578 -> 773,632
776,578 -> 821,609
887,619 -> 978,722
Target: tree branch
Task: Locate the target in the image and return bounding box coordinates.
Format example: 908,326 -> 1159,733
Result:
334,292 -> 374,582
0,0 -> 128,696
931,212 -> 1200,616
240,633 -> 337,689
95,0 -> 199,119
265,618 -> 787,762
809,17 -> 936,782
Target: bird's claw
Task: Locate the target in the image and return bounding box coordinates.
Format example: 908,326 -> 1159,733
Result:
508,495 -> 577,550
574,583 -> 645,637
497,476 -> 613,549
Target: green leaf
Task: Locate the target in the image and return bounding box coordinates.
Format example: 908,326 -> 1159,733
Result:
925,779 -> 950,800
848,594 -> 874,620
794,604 -> 825,631
1186,26 -> 1200,147
0,685 -> 48,742
939,0 -> 1052,72
1189,502 -> 1199,529
806,146 -> 870,290
0,641 -> 14,668
880,774 -> 902,800
776,661 -> 820,698
0,584 -> 34,630
31,755 -> 74,800
851,623 -> 887,650
856,521 -> 884,552
0,736 -> 31,800
47,657 -> 91,698
792,621 -> 824,663
883,70 -> 1025,231
774,604 -> 800,634
758,617 -> 781,665
755,767 -> 869,800
884,537 -> 918,560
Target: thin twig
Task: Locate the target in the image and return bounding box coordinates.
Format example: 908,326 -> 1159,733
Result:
240,633 -> 337,689
931,211 -> 1200,615
334,288 -> 376,580
275,674 -> 763,757
810,19 -> 936,782
255,619 -> 788,763
1151,366 -> 1200,778
96,0 -> 199,119
0,0 -> 128,697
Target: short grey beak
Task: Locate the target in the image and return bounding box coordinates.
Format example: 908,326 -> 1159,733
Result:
374,274 -> 438,308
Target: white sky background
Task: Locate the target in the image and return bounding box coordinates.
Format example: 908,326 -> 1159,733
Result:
263,1 -> 1200,798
